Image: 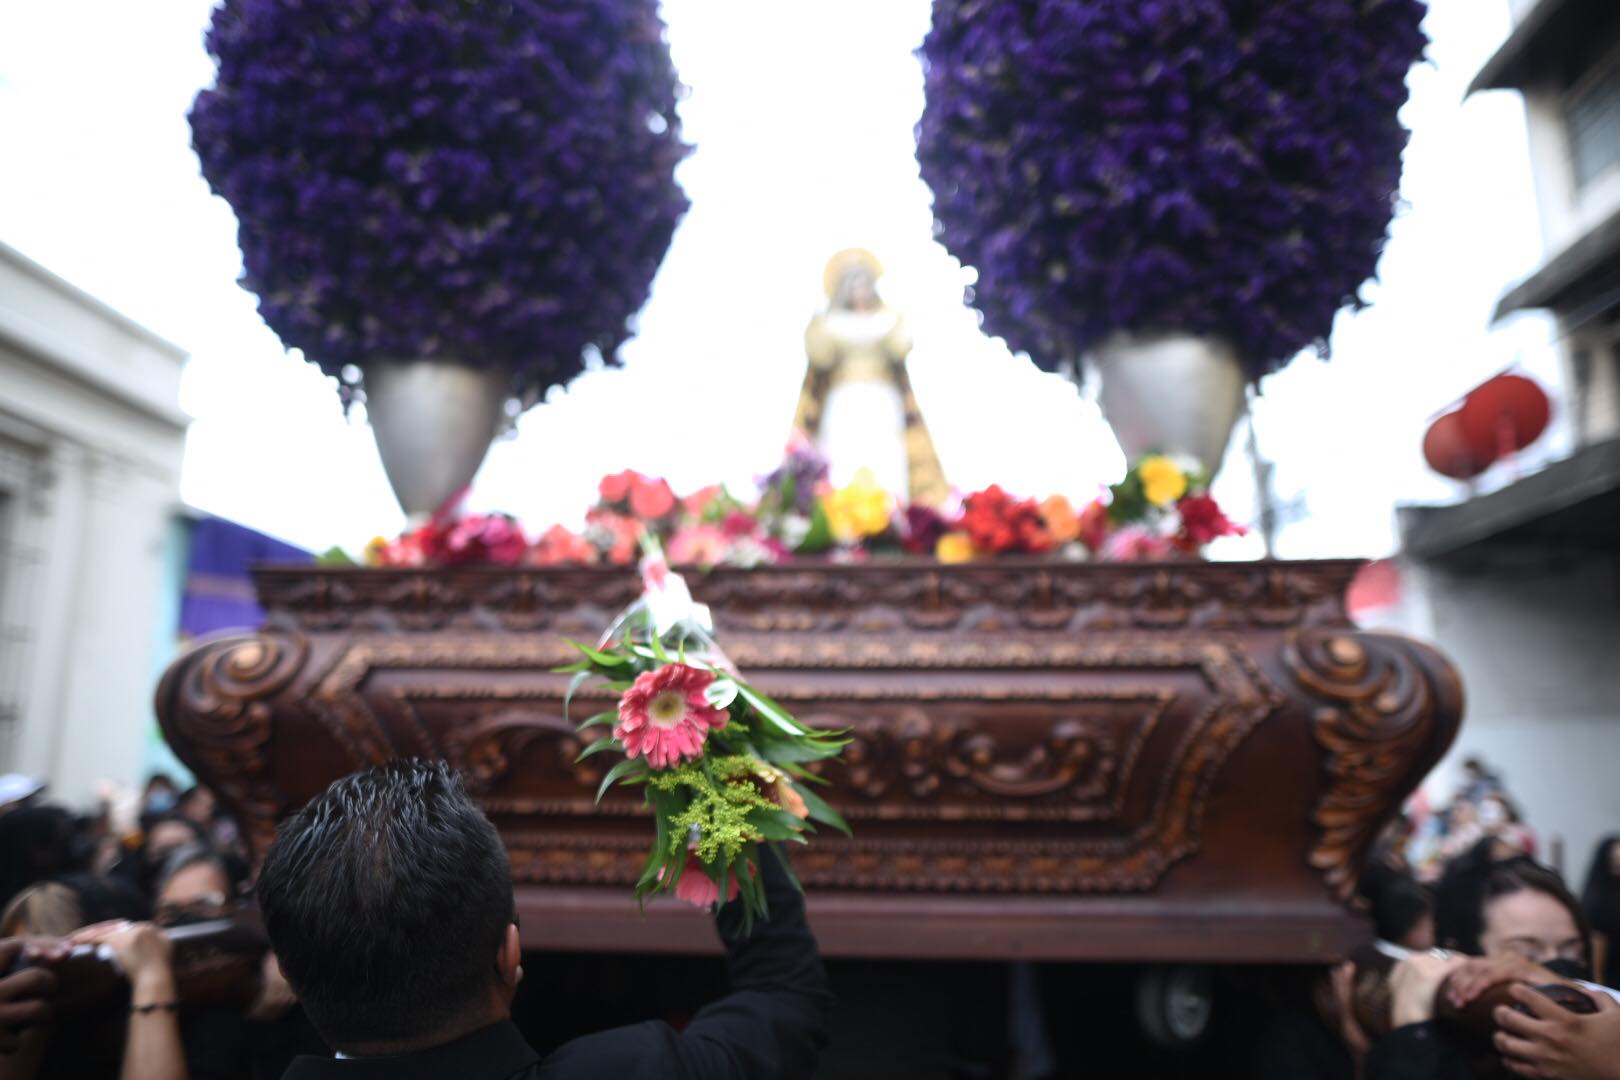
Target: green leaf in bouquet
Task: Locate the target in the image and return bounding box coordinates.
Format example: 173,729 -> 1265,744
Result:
562,669 -> 593,721
710,857 -> 731,917
576,710 -> 618,731
662,846 -> 687,895
790,781 -> 851,836
760,739 -> 846,764
704,678 -> 740,711
596,759 -> 646,804
648,630 -> 672,665
769,843 -> 805,895
737,855 -> 768,921
637,792 -> 673,889
573,736 -> 623,763
781,761 -> 831,785
735,682 -> 805,736
565,639 -> 629,667
744,807 -> 809,843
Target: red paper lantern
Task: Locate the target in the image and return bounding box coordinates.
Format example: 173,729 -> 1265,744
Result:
1459,374 -> 1550,457
1423,410 -> 1491,479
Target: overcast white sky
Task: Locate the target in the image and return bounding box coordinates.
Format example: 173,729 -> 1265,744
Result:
0,0 -> 1565,558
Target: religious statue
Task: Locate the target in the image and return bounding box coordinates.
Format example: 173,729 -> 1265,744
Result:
792,249 -> 949,507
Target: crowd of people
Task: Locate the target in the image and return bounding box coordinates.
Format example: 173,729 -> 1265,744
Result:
0,761 -> 831,1080
0,773 -> 325,1078
0,759 -> 1615,1079
1254,759 -> 1620,1080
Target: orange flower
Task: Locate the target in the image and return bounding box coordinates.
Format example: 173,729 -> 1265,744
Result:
1039,495 -> 1080,544
775,780 -> 808,819
528,524 -> 597,566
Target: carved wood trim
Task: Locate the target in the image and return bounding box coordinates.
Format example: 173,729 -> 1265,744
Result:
154,630 -> 308,856
255,561 -> 1362,635
303,634 -> 1284,893
1287,629 -> 1463,902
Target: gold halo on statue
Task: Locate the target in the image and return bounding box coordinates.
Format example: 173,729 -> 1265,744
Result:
823,248 -> 885,298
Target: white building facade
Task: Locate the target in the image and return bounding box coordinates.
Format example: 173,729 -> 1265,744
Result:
0,242 -> 187,805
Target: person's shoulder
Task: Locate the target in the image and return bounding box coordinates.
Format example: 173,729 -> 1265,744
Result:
536,1021 -> 683,1080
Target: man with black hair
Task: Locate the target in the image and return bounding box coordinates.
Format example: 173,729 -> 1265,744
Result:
258,759 -> 831,1079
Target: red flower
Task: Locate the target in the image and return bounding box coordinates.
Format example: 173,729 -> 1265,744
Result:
1175,493 -> 1244,551
598,469 -> 638,505
614,663 -> 729,769
1077,498 -> 1111,551
630,475 -> 677,519
959,485 -> 1053,554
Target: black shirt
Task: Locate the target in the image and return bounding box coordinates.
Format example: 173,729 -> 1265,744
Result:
283,853 -> 831,1080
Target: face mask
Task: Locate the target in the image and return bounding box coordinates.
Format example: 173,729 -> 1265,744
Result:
146,792 -> 177,815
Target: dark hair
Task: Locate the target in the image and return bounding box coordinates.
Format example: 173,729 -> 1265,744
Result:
1583,836 -> 1619,893
140,812 -> 207,848
55,872 -> 149,924
256,760 -> 513,1049
1436,852 -> 1590,964
1583,836 -> 1620,925
0,805 -> 78,910
157,844 -> 236,899
1360,862 -> 1434,945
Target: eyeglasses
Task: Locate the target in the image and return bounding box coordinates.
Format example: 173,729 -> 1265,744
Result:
154,894 -> 229,927
1500,937 -> 1586,965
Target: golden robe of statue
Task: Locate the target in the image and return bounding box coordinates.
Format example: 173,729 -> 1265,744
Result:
791,250 -> 948,506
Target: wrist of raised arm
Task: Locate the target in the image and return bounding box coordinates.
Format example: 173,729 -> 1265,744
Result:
130,968 -> 176,1004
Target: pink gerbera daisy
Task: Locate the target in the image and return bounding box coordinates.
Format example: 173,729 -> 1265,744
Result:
614,664 -> 728,769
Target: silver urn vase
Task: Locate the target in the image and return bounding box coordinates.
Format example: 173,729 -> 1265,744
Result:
1088,332 -> 1248,478
364,360 -> 510,523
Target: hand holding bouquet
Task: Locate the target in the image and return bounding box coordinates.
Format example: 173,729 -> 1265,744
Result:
561,548 -> 849,926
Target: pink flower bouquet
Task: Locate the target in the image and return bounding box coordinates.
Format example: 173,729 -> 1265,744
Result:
560,548 -> 849,926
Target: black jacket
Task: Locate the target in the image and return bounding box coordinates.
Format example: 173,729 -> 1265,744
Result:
283,852 -> 831,1080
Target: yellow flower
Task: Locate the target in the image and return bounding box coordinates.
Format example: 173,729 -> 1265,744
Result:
935,531 -> 977,563
363,536 -> 390,566
1138,456 -> 1188,507
822,469 -> 892,542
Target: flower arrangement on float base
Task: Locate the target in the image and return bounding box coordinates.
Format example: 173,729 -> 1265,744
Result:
916,0 -> 1429,475
559,544 -> 849,922
354,441 -> 1245,569
189,0 -> 689,519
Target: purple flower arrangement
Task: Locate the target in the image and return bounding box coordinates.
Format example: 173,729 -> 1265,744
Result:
917,0 -> 1428,380
190,0 -> 690,393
